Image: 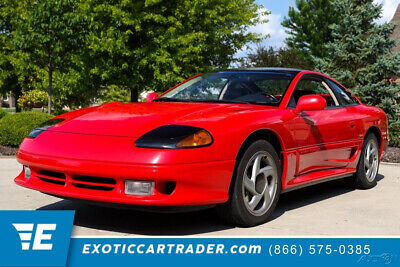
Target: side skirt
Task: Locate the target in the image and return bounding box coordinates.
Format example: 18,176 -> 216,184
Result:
281,172 -> 355,193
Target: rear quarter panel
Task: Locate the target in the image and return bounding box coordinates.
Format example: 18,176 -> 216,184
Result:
351,104 -> 388,155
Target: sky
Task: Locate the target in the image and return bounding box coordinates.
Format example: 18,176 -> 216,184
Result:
237,0 -> 400,56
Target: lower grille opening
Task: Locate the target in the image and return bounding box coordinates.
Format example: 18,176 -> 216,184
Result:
72,183 -> 114,191
38,170 -> 66,179
164,181 -> 176,195
73,175 -> 116,185
38,177 -> 66,186
71,175 -> 116,191
36,169 -> 66,186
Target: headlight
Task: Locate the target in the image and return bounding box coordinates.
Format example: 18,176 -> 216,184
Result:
28,118 -> 65,138
135,125 -> 213,149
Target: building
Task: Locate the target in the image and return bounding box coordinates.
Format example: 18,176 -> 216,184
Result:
0,92 -> 15,108
391,4 -> 400,53
390,4 -> 400,83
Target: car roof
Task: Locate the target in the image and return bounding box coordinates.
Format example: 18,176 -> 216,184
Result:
222,67 -> 304,75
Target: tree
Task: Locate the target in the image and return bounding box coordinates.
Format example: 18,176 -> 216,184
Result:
82,0 -> 267,102
1,0 -> 266,109
241,46 -> 313,69
282,0 -> 340,60
11,0 -> 89,113
0,0 -> 22,112
314,0 -> 400,125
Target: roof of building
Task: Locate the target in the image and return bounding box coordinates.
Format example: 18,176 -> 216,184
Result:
390,4 -> 400,53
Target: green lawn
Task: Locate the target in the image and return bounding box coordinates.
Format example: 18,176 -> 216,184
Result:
0,108 -> 47,114
1,108 -> 15,113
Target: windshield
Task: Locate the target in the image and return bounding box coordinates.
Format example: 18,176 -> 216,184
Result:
156,71 -> 294,105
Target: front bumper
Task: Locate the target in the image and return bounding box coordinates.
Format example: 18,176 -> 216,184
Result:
15,150 -> 235,206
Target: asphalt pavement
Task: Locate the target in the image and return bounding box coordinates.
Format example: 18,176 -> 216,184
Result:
1,157 -> 399,236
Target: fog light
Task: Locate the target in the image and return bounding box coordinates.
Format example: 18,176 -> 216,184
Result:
125,180 -> 154,196
24,166 -> 31,179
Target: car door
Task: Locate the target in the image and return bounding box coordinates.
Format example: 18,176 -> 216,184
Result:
286,74 -> 358,176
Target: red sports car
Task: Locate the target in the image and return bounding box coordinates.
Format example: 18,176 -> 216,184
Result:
15,68 -> 388,226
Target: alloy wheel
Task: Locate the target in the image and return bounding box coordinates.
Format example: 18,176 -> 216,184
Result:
242,151 -> 278,216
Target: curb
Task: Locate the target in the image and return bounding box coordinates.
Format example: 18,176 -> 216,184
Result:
381,161 -> 400,166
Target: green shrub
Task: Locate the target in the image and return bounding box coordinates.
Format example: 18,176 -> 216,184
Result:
0,111 -> 53,147
17,90 -> 48,110
99,85 -> 130,103
0,109 -> 7,120
389,122 -> 400,148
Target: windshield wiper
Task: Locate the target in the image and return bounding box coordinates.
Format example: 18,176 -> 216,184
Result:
192,99 -> 250,104
155,98 -> 248,104
153,98 -> 192,102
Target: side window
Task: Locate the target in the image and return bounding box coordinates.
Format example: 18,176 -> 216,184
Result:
288,78 -> 339,108
326,79 -> 358,106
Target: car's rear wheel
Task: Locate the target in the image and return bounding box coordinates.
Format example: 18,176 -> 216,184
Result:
217,140 -> 281,227
349,133 -> 380,189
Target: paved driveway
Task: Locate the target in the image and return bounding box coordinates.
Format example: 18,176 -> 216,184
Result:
1,157 -> 399,236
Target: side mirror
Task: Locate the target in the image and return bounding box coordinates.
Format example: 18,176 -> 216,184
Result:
146,92 -> 158,102
294,95 -> 327,114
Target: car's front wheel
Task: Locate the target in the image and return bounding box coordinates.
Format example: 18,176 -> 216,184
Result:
217,140 -> 281,227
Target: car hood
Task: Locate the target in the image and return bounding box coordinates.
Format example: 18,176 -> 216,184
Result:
50,101 -> 268,137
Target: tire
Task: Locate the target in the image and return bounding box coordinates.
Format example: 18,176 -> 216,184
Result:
217,140 -> 281,227
349,133 -> 380,189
